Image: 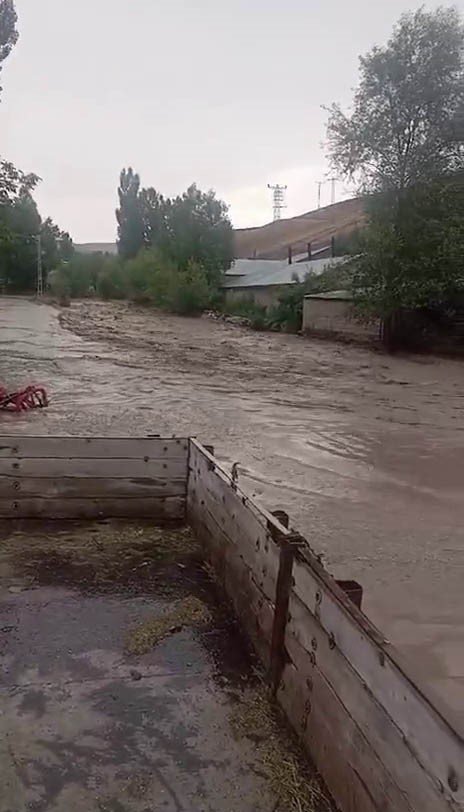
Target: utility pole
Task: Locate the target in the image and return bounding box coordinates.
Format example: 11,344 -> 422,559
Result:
316,181 -> 323,209
328,177 -> 337,205
36,234 -> 43,297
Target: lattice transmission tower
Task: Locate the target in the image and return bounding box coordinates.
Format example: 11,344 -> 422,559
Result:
267,183 -> 287,221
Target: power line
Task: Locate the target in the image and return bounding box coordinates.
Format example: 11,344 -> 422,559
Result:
36,234 -> 43,297
316,177 -> 340,208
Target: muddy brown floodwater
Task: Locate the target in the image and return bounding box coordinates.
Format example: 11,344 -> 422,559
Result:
1,296 -> 464,729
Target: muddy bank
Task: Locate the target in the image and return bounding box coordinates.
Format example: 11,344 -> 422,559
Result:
2,296 -> 464,727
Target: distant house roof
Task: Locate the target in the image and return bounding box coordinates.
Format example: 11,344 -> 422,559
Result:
225,259 -> 285,277
304,289 -> 353,301
76,243 -> 118,255
223,255 -> 349,289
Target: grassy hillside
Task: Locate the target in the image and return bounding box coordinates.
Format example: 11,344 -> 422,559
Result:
234,198 -> 365,260
75,198 -> 365,260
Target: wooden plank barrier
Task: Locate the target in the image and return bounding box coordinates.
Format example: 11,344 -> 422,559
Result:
0,436 -> 188,520
187,439 -> 289,665
187,440 -> 464,812
2,434 -> 462,812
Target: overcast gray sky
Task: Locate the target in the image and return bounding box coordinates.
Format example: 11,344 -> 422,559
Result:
2,0 -> 461,242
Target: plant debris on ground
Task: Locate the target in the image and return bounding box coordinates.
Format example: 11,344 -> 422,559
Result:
126,595 -> 212,655
230,686 -> 334,812
0,521 -> 202,595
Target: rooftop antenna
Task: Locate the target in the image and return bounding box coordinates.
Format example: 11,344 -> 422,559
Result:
267,183 -> 287,221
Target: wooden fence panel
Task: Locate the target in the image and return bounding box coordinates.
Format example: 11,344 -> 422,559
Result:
187,440 -> 288,663
290,553 -> 464,809
0,436 -> 188,520
285,592 -> 456,812
0,437 -> 188,459
187,441 -> 283,603
186,440 -> 464,812
0,497 -> 184,520
0,477 -> 186,498
0,458 -> 186,479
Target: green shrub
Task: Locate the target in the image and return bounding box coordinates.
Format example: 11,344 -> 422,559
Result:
225,295 -> 267,325
96,258 -> 126,300
124,249 -> 170,304
168,261 -> 211,315
267,285 -> 305,333
124,250 -> 156,303
48,266 -> 71,305
49,254 -> 128,300
124,249 -> 213,314
49,244 -> 218,316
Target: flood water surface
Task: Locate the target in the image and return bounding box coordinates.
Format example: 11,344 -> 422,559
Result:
1,297 -> 464,729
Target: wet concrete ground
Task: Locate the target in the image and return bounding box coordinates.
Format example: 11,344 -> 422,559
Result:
0,520 -> 315,812
1,296 -> 464,730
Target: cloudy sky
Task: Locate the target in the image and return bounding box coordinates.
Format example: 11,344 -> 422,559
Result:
1,0 -> 460,242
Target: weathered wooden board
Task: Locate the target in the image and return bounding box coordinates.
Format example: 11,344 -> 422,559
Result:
0,497 -> 184,520
186,441 -> 464,812
278,654 -> 412,812
292,555 -> 464,805
0,437 -> 189,459
187,441 -> 277,662
188,466 -> 278,602
187,441 -> 282,603
0,458 -> 187,479
189,503 -> 274,664
189,440 -> 292,538
0,477 -> 186,498
0,436 -> 188,520
286,592 -> 457,812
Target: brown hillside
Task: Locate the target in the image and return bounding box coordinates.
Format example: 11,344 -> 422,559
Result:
234,197 -> 366,259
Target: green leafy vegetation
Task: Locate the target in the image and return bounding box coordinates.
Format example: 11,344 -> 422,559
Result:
224,295 -> 268,329
327,6 -> 464,346
0,0 -> 18,96
123,250 -> 212,313
0,3 -> 74,292
48,254 -> 123,300
111,167 -> 233,313
116,170 -> 233,280
50,248 -> 216,316
50,169 -> 233,315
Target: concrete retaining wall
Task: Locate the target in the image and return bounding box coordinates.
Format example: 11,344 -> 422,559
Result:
303,296 -> 380,340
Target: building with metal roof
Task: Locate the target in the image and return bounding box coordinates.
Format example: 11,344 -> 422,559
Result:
224,255 -> 348,290
225,259 -> 285,278
223,256 -> 350,310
